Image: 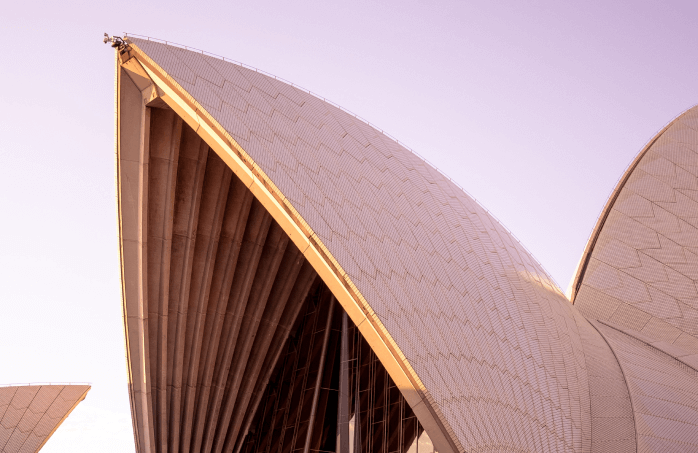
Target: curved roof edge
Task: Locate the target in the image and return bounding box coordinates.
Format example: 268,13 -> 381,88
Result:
570,104 -> 698,303
122,33 -> 561,292
584,320 -> 638,450
119,39 -> 463,453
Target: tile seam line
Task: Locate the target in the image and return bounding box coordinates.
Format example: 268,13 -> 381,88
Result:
590,320 -> 641,453
571,103 -> 698,303
121,32 -> 562,292
119,43 -> 464,453
1,386 -> 42,453
0,387 -> 18,442
596,320 -> 698,376
586,249 -> 698,311
33,386 -> 91,453
16,386 -> 64,453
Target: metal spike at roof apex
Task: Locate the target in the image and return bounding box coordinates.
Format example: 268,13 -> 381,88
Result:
121,32 -> 563,291
103,33 -> 126,49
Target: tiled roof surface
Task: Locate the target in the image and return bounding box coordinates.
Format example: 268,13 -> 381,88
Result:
128,37 -> 593,452
0,385 -> 89,453
574,106 -> 698,354
594,321 -> 698,452
572,105 -> 698,451
577,318 -> 636,452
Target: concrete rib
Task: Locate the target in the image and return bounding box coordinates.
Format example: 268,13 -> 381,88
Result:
118,66 -> 157,453
201,202 -> 272,453
212,224 -> 290,452
178,152 -> 233,453
147,108 -> 182,453
190,178 -> 254,453
230,264 -> 318,453
221,245 -> 307,452
166,125 -> 209,453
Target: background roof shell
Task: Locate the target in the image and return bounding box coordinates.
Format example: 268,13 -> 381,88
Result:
573,105 -> 698,354
0,384 -> 90,453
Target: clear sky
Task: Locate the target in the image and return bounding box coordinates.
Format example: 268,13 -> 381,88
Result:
1,0 -> 697,450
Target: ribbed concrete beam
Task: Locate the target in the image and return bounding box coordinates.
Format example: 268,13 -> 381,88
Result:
147,107 -> 182,453
118,66 -> 157,453
191,177 -> 254,453
166,123 -> 209,453
230,263 -> 317,452
212,224 -> 290,452
200,201 -> 272,453
177,150 -> 233,453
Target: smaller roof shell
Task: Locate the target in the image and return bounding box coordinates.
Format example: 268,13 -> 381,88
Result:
0,384 -> 90,453
572,105 -> 698,353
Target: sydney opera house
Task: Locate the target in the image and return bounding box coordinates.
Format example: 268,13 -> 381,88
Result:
113,35 -> 698,453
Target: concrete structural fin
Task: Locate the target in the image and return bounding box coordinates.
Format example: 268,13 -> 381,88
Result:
114,35 -> 698,453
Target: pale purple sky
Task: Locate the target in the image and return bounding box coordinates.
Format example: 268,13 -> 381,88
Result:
1,0 -> 697,450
